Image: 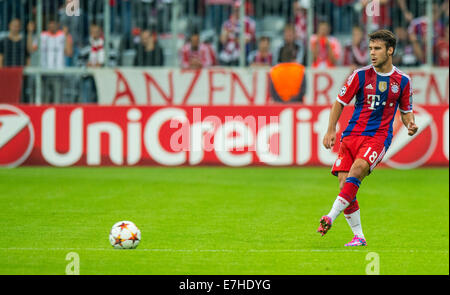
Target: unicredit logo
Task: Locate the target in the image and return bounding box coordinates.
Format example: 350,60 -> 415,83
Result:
0,104 -> 35,167
1,105 -> 447,168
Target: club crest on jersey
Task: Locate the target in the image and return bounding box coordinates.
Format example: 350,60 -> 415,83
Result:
378,81 -> 387,92
391,83 -> 399,94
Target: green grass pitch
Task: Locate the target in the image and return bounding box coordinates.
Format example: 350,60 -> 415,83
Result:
0,167 -> 448,275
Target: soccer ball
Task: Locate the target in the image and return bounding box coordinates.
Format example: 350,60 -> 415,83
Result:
109,221 -> 141,249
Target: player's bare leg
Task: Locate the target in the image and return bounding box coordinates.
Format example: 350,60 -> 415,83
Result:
347,158 -> 370,181
338,172 -> 348,190
318,159 -> 369,238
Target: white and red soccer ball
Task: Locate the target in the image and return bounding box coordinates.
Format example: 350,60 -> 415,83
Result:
109,221 -> 141,249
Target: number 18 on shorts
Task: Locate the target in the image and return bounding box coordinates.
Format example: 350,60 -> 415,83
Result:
332,136 -> 386,176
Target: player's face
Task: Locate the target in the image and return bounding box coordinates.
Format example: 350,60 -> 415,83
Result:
369,39 -> 392,68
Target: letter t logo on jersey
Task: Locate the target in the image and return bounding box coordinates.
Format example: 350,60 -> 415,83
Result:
367,95 -> 381,110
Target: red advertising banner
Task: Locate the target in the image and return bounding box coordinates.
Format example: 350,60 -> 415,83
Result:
0,104 -> 448,168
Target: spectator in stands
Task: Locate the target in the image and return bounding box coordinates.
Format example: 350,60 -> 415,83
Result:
180,31 -> 216,69
292,0 -> 308,46
408,31 -> 425,65
434,24 -> 449,67
87,23 -> 105,68
359,0 -> 392,31
394,0 -> 415,24
218,0 -> 255,66
330,0 -> 356,34
59,0 -> 88,66
408,2 -> 446,64
205,0 -> 234,34
343,26 -> 368,70
29,17 -> 73,103
443,0 -> 449,24
276,24 -> 305,65
30,17 -> 73,69
110,0 -> 132,38
203,39 -> 218,67
134,29 -> 164,66
0,18 -> 30,67
393,25 -> 420,67
310,21 -> 342,68
80,23 -> 104,104
248,36 -> 273,67
392,0 -> 448,27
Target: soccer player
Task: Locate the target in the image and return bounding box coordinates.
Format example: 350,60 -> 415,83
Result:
317,29 -> 419,246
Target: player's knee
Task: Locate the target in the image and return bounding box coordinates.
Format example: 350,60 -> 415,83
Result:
350,160 -> 369,179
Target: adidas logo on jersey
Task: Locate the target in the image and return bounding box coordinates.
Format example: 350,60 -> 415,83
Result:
365,84 -> 374,90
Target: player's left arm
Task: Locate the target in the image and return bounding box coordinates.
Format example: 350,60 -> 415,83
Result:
399,78 -> 418,136
400,111 -> 418,136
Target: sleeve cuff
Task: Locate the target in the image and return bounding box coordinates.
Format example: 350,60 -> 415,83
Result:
399,108 -> 413,113
336,97 -> 348,106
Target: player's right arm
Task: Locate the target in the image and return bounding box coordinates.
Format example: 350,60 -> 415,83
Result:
323,100 -> 345,149
323,69 -> 361,149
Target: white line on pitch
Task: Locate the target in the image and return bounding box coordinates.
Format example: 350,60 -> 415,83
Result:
0,247 -> 447,254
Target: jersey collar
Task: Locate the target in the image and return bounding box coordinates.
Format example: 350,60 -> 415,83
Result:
372,65 -> 395,76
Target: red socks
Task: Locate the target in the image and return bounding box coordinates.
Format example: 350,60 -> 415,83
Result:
344,199 -> 359,214
339,177 -> 361,214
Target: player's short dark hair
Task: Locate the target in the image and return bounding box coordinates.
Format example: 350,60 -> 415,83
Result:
369,29 -> 397,55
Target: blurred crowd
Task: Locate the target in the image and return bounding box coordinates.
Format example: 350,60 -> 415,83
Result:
0,0 -> 449,69
0,0 -> 448,102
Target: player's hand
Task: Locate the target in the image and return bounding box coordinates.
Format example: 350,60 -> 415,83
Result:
323,131 -> 336,149
407,121 -> 418,136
